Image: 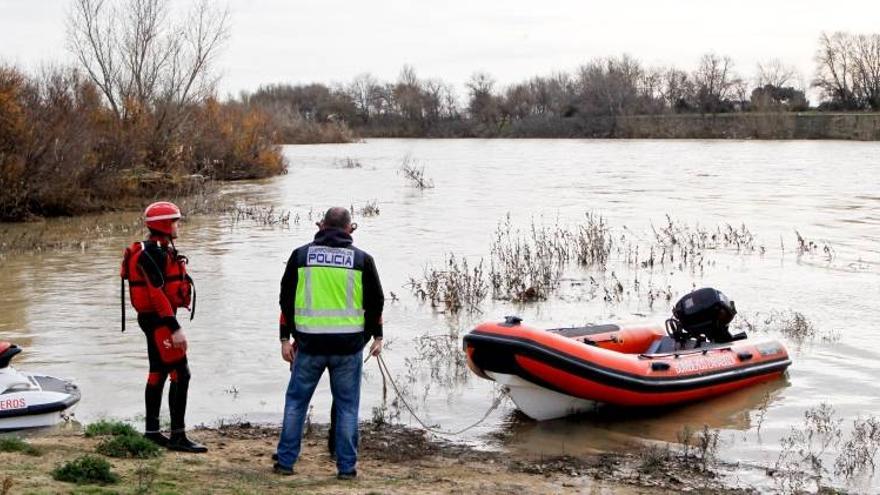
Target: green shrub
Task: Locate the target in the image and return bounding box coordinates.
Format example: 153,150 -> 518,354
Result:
0,437 -> 40,456
95,434 -> 161,459
84,420 -> 138,438
52,455 -> 119,485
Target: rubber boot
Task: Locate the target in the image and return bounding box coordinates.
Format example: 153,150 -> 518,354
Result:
167,432 -> 208,453
143,431 -> 169,447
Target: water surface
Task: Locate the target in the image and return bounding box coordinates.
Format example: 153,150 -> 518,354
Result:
2,139 -> 878,491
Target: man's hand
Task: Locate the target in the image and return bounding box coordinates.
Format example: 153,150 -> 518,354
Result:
368,337 -> 383,357
281,340 -> 295,363
171,329 -> 188,352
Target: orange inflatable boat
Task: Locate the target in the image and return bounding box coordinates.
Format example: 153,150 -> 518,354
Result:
464,316 -> 791,420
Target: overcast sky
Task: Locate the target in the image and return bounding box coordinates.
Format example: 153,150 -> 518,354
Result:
2,0 -> 879,97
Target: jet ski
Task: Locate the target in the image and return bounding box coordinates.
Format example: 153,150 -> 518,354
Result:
0,342 -> 81,430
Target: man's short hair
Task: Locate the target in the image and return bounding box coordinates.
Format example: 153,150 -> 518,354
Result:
322,207 -> 352,229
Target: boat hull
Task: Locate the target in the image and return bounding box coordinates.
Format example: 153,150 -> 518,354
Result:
487,371 -> 596,420
0,374 -> 81,431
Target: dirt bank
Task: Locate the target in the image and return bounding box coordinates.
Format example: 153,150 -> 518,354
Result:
0,421 -> 758,495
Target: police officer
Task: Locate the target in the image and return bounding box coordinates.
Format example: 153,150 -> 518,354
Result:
274,207 -> 384,479
121,201 -> 206,453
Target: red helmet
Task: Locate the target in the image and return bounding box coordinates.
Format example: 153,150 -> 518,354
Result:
144,201 -> 182,235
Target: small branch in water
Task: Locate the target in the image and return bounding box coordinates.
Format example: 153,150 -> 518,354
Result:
399,154 -> 434,189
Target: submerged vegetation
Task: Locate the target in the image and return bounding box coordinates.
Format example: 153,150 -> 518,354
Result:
408,213 -> 820,315
399,154 -> 435,189
772,403 -> 880,493
227,204 -> 293,227
409,255 -> 487,313
734,310 -> 841,343
638,425 -> 721,479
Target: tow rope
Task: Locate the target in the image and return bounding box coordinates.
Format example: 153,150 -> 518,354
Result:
365,353 -> 504,436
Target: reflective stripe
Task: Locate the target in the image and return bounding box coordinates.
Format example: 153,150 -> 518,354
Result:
296,324 -> 365,334
294,308 -> 364,318
346,270 -> 355,308
145,213 -> 181,221
304,267 -> 313,310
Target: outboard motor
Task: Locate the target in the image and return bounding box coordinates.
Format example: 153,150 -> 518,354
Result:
667,288 -> 744,344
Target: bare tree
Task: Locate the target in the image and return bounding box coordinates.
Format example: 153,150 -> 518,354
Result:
347,73 -> 380,122
756,59 -> 800,88
529,72 -> 574,116
67,0 -> 229,126
693,53 -> 740,112
662,68 -> 694,111
466,72 -> 499,123
393,65 -> 424,122
422,78 -> 456,121
503,83 -> 535,120
575,55 -> 645,116
850,34 -> 880,110
813,32 -> 858,109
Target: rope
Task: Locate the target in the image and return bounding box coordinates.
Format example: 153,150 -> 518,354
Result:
366,353 -> 504,436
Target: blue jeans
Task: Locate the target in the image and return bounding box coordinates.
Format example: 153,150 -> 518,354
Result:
276,350 -> 363,474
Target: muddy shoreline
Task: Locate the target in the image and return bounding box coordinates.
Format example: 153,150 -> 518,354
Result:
0,421 -> 761,494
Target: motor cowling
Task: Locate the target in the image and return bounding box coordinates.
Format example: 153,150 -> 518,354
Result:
671,288 -> 738,343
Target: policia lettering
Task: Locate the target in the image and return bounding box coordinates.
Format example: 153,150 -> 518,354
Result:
295,246 -> 365,335
279,226 -> 384,356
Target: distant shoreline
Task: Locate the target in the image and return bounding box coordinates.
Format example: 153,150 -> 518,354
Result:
349,112 -> 880,141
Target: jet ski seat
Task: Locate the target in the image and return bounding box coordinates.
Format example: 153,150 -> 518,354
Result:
0,343 -> 21,369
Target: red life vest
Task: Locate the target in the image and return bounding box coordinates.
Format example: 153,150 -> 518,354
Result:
120,240 -> 195,331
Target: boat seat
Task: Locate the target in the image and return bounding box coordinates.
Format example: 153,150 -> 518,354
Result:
646,337 -> 676,354
645,337 -> 707,354
0,344 -> 21,369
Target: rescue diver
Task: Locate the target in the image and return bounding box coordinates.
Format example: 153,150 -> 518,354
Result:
120,201 -> 207,453
275,207 -> 385,479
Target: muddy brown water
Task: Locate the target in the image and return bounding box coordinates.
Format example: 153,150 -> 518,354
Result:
1,139 -> 878,491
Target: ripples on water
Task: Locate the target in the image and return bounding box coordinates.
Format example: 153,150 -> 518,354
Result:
1,139 -> 878,491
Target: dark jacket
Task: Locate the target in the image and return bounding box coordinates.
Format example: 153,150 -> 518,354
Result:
279,228 -> 384,355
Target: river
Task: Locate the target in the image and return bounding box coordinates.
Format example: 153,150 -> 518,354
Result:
2,139 -> 878,491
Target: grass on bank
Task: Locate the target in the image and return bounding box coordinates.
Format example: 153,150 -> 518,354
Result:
84,421 -> 161,460
51,455 -> 119,485
95,434 -> 161,459
84,420 -> 139,438
0,436 -> 41,456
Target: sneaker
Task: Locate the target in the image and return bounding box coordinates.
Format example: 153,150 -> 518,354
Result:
336,470 -> 357,481
273,463 -> 294,476
143,432 -> 169,447
167,433 -> 208,453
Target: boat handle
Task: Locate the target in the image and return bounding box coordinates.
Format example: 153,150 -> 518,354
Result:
651,362 -> 671,371
737,351 -> 754,361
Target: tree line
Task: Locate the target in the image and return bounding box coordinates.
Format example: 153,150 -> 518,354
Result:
240,31 -> 880,138
2,0 -> 879,222
0,0 -> 290,221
